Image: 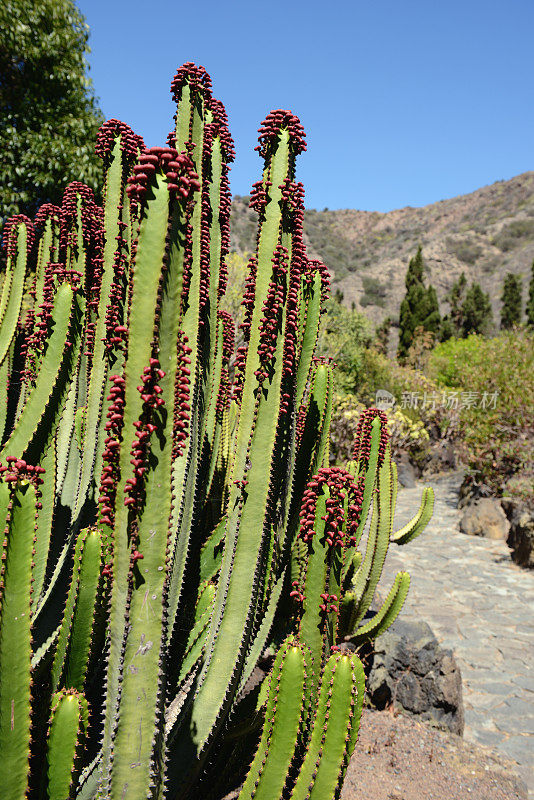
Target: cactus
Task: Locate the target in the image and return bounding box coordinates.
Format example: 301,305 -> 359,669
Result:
0,63 -> 433,800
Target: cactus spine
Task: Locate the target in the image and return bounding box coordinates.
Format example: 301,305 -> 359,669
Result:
0,63 -> 433,800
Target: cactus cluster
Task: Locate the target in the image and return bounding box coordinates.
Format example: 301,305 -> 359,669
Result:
0,63 -> 434,800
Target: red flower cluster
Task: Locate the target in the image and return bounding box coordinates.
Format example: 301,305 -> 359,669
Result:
180,218 -> 194,313
170,62 -> 213,104
298,467 -> 364,548
351,407 -> 389,469
95,119 -> 144,166
2,214 -> 34,261
198,135 -> 212,323
303,257 -> 331,306
34,204 -> 61,234
215,311 -> 235,423
173,333 -> 192,459
319,592 -> 339,615
255,110 -> 307,159
249,179 -> 272,214
124,358 -> 166,511
210,98 -> 236,163
233,255 -> 258,405
61,182 -> 102,254
255,245 -> 289,383
0,458 -> 45,486
0,458 -> 45,510
99,373 -> 126,527
126,148 -> 200,205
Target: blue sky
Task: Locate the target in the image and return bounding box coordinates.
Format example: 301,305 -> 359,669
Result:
78,0 -> 533,212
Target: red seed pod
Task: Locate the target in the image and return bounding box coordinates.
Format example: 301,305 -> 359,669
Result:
170,62 -> 213,104
255,109 -> 307,159
126,147 -> 200,206
298,467 -> 364,548
215,311 -> 235,423
210,98 -> 236,163
351,407 -> 389,469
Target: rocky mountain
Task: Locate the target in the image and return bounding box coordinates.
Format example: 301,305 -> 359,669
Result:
230,171 -> 534,327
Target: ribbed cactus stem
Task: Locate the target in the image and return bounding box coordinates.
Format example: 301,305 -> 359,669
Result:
0,477 -> 39,800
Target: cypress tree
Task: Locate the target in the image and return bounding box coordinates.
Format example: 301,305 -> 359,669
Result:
462,283 -> 493,336
397,246 -> 441,361
500,273 -> 522,329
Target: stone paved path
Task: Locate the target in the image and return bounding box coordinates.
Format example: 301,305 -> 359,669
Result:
377,471 -> 534,796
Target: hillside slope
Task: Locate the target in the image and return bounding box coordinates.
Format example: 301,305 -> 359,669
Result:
230,171 -> 534,325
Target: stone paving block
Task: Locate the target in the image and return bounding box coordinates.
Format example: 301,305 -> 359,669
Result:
392,476 -> 534,797
468,729 -> 507,748
512,676 -> 534,693
496,735 -> 533,765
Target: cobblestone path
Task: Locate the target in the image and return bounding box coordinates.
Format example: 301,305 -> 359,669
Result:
377,471 -> 534,795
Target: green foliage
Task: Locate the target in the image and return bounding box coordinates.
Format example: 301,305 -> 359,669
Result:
500,272 -> 522,329
317,297 -> 374,393
441,273 -> 493,339
442,272 -> 467,337
0,0 -> 103,219
461,281 -> 493,336
360,275 -> 386,307
492,218 -> 534,251
446,236 -> 482,265
428,330 -> 534,505
374,316 -> 392,355
0,64 -> 432,800
397,247 -> 441,361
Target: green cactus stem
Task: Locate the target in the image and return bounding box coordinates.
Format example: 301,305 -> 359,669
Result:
0,476 -> 39,800
238,638 -> 310,800
290,652 -> 365,800
46,689 -> 89,800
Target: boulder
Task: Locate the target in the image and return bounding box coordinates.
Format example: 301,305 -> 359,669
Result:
502,499 -> 534,569
366,619 -> 464,736
395,451 -> 417,488
459,497 -> 510,540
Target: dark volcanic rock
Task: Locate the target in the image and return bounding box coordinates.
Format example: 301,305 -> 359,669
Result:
502,498 -> 534,569
396,451 -> 417,488
366,619 -> 464,736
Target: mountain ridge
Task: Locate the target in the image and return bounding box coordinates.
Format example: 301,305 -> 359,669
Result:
230,171 -> 534,325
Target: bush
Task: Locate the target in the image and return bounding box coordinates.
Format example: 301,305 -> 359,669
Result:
428,330 -> 534,506
360,275 -> 387,307
492,218 -> 534,251
446,236 -> 482,265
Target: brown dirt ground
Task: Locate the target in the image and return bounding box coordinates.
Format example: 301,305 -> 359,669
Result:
340,709 -> 528,800
221,708 -> 527,800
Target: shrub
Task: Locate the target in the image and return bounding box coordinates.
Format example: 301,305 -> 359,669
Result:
428,331 -> 534,506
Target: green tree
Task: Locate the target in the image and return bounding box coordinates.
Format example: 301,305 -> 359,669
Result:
527,261 -> 534,327
462,282 -> 493,336
397,246 -> 441,362
318,298 -> 374,393
500,272 -> 522,329
0,0 -> 104,219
